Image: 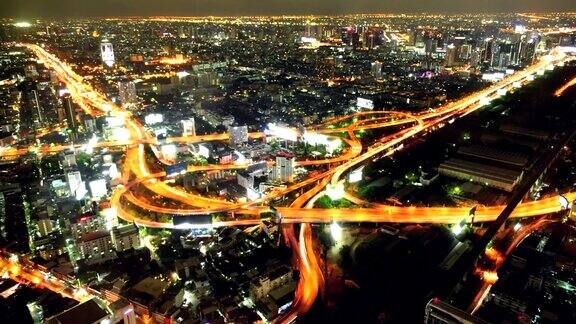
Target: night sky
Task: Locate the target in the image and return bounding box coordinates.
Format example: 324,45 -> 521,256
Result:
0,0 -> 575,18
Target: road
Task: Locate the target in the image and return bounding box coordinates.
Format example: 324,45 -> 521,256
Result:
16,42 -> 576,323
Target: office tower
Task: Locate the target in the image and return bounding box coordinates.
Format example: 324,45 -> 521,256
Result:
371,61 -> 383,78
182,118 -> 196,137
17,81 -> 44,129
65,170 -> 82,197
111,224 -> 141,252
63,96 -> 78,132
31,89 -> 44,126
229,125 -> 248,146
424,37 -> 437,56
117,80 -> 137,108
0,185 -> 29,253
197,71 -> 219,87
49,70 -> 59,86
63,151 -> 77,168
490,42 -> 501,67
274,152 -> 295,183
100,39 -> 115,67
482,38 -> 494,62
459,44 -> 472,60
445,44 -> 458,67
424,299 -> 487,324
24,64 -> 39,79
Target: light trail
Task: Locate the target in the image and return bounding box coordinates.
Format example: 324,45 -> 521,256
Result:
554,75 -> 576,97
19,42 -> 575,323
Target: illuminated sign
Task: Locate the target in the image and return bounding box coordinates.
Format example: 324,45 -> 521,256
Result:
300,37 -> 318,44
111,128 -> 130,141
481,73 -> 505,82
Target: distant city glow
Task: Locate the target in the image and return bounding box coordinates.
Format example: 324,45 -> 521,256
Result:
14,22 -> 32,28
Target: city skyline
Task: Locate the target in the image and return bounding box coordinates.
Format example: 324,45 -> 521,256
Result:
1,10 -> 576,324
1,0 -> 576,18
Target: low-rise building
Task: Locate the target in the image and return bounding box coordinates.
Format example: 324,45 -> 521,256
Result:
111,225 -> 141,252
438,158 -> 523,192
78,230 -> 116,264
249,265 -> 293,301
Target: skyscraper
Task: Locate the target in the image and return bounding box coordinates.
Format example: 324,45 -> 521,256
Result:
274,152 -> 295,183
63,96 -> 78,133
445,44 -> 458,67
371,61 -> 383,78
100,39 -> 115,67
17,81 -> 44,130
229,125 -> 248,146
117,80 -> 137,108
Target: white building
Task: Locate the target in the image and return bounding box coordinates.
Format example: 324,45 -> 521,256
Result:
70,215 -> 106,240
78,230 -> 116,264
62,151 -> 77,168
111,225 -> 141,252
117,81 -> 137,108
249,265 -> 293,301
101,39 -> 115,67
274,152 -> 295,183
182,118 -> 196,137
65,171 -> 82,196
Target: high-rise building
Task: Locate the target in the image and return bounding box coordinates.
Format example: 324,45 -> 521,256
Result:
117,80 -> 137,108
229,125 -> 248,146
445,44 -> 458,67
182,118 -> 196,137
111,224 -> 141,252
65,170 -> 82,196
459,44 -> 472,60
62,151 -> 77,168
17,81 -> 44,129
24,64 -> 39,79
78,230 -> 116,264
100,39 -> 115,67
0,184 -> 28,253
63,96 -> 78,132
371,61 -> 383,78
274,151 -> 295,183
424,299 -> 487,324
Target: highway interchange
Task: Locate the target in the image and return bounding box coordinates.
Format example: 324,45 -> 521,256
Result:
2,41 -> 576,322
